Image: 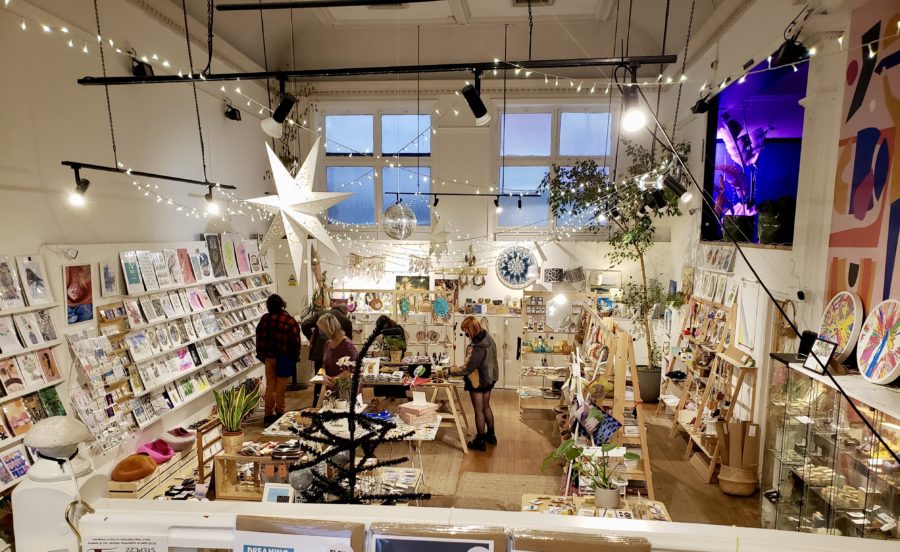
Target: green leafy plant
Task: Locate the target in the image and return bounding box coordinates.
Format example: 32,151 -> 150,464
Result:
540,139 -> 690,366
214,384 -> 261,433
383,335 -> 407,352
543,436 -> 640,491
335,375 -> 353,400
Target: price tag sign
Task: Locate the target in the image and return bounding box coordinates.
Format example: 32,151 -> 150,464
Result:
233,531 -> 353,552
84,535 -> 167,552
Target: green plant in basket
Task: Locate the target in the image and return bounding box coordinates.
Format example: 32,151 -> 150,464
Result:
383,335 -> 407,352
214,384 -> 261,433
543,436 -> 640,491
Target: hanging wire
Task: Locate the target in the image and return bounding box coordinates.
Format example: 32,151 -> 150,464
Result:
92,0 -> 118,168
672,0 -> 696,141
527,0 -> 534,61
182,0 -> 209,182
610,0 -> 622,182
650,0 -> 670,162
416,25 -> 421,194
203,0 -> 214,74
500,24 -> 509,194
258,0 -> 274,149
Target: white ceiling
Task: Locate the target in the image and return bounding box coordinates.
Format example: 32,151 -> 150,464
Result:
177,0 -> 715,78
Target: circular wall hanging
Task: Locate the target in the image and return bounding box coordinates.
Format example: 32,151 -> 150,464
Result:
818,291 -> 863,363
399,296 -> 411,316
432,297 -> 450,319
857,299 -> 900,385
496,246 -> 538,290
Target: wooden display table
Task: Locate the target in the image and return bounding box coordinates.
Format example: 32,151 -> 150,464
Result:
520,493 -> 671,522
213,452 -> 302,501
310,375 -> 472,453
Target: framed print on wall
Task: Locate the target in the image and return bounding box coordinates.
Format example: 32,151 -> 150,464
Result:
803,337 -> 837,375
0,255 -> 26,310
64,264 -> 93,325
99,259 -> 121,298
15,256 -> 53,306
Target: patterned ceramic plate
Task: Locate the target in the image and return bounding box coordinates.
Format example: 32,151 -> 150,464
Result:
496,246 -> 538,290
857,299 -> 900,385
818,291 -> 863,363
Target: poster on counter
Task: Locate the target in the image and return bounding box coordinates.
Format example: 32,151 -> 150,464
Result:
83,535 -> 167,551
233,530 -> 353,552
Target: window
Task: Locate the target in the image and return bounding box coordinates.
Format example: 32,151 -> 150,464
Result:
497,109 -> 613,230
325,115 -> 374,155
555,166 -> 609,228
326,166 -> 376,225
382,166 -> 431,227
498,166 -> 550,227
382,114 -> 431,156
323,111 -> 431,228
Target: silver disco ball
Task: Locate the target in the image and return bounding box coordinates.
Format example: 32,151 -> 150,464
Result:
382,201 -> 417,240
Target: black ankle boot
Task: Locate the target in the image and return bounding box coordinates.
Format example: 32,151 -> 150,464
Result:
467,433 -> 487,451
484,428 -> 497,445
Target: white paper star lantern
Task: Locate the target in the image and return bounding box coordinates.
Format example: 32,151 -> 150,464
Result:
246,137 -> 350,280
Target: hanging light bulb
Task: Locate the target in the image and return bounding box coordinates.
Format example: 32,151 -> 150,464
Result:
205,185 -> 220,215
68,168 -> 89,207
494,197 -> 503,214
621,73 -> 647,133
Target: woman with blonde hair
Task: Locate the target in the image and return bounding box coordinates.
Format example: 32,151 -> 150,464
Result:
318,313 -> 358,390
450,316 -> 499,451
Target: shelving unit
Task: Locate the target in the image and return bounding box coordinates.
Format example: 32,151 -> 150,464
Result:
762,354 -> 899,540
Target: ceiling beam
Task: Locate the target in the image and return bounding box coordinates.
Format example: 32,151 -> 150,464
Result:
216,0 -> 443,11
448,0 -> 469,25
78,55 -> 677,86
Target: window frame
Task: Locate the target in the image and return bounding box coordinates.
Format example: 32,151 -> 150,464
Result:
493,104 -> 617,237
319,103 -> 434,234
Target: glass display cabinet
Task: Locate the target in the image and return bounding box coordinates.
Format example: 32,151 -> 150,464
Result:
762,353 -> 899,539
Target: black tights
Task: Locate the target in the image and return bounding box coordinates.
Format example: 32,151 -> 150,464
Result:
469,389 -> 495,435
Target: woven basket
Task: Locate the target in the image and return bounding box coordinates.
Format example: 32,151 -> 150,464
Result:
718,465 -> 758,496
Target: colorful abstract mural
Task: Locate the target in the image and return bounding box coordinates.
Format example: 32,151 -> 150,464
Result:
826,0 -> 900,310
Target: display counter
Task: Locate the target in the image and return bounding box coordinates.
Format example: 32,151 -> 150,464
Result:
78,498 -> 900,552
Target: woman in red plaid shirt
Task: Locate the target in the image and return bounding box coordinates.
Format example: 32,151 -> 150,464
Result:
256,294 -> 301,424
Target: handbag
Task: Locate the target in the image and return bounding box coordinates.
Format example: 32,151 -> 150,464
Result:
275,356 -> 297,377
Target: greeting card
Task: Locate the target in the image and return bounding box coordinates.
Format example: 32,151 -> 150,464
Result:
35,310 -> 57,341
0,359 -> 25,393
163,249 -> 183,285
204,234 -> 227,279
2,399 -> 32,436
134,250 -> 159,291
177,248 -> 196,284
13,313 -> 43,347
15,255 -> 53,306
0,317 -> 23,354
38,386 -> 66,417
35,348 -> 61,382
15,353 -> 45,389
119,251 -> 145,295
0,255 -> 25,310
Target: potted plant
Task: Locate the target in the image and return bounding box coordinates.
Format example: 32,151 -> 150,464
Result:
757,196 -> 795,245
214,384 -> 261,453
334,375 -> 353,409
543,438 -> 640,508
383,335 -> 406,363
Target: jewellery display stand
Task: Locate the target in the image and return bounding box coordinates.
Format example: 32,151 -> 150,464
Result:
196,417 -> 223,484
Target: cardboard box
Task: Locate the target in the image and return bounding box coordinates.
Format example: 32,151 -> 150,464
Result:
742,423 -> 760,469
370,522 -> 506,552
398,401 -> 439,416
511,529 -> 651,551
235,516 -> 365,552
728,421 -> 745,468
716,421 -> 729,463
399,410 -> 438,425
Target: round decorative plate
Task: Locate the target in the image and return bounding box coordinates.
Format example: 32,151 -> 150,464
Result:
399,297 -> 411,316
369,297 -> 383,311
416,330 -> 426,342
432,297 -> 450,318
857,299 -> 900,385
818,291 -> 863,363
495,245 -> 538,290
428,330 -> 440,343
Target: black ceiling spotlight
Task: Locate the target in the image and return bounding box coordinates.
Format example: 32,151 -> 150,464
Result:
432,195 -> 439,207
68,166 -> 90,207
494,196 -> 503,214
261,83 -> 298,139
128,49 -> 154,77
461,72 -> 491,127
662,174 -> 693,203
224,99 -> 242,121
770,36 -> 808,69
204,184 -> 220,215
690,91 -> 711,114
620,68 -> 647,133
643,189 -> 668,213
517,196 -> 523,209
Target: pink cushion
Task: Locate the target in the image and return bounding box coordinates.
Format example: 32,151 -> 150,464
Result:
136,439 -> 175,464
162,428 -> 196,451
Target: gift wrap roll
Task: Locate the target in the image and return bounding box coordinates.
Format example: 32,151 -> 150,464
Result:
509,529 -> 651,552
234,516 -> 365,552
369,522 -> 506,552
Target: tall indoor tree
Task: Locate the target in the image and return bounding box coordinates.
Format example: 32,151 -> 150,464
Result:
540,140 -> 690,365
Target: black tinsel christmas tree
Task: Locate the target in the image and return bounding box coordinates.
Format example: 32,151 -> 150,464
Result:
288,326 -> 431,504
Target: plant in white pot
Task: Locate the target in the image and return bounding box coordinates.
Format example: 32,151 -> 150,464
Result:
544,438 -> 640,508
214,383 -> 261,453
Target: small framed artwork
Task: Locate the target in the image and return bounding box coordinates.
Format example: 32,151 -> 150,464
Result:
15,256 -> 53,306
262,482 -> 295,504
64,264 -> 93,325
803,337 -> 837,374
99,259 -> 121,298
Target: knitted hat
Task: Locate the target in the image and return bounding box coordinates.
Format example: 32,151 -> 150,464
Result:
111,454 -> 157,482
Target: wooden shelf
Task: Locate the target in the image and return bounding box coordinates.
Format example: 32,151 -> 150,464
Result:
0,377 -> 64,404
214,282 -> 274,298
0,339 -> 62,362
134,355 -> 223,398
217,297 -> 267,315
0,301 -> 59,316
125,271 -> 270,299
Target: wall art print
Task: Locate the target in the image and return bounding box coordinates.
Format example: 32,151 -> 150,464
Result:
496,246 -> 538,290
64,264 -> 93,325
826,0 -> 900,310
817,291 -> 864,363
857,298 -> 900,384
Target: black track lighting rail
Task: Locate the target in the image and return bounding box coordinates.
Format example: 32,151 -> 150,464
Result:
216,0 -> 442,10
389,191 -> 541,199
77,56 -> 676,86
60,161 -> 237,190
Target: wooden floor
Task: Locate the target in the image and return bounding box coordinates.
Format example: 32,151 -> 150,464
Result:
245,387 -> 760,527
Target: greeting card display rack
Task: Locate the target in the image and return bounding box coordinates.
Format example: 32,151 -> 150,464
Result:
0,300 -> 67,494
517,291 -> 595,416
195,417 -> 223,484
657,295 -> 757,483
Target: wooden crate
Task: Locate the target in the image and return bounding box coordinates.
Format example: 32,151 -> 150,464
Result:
196,418 -> 223,483
107,450 -> 198,499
